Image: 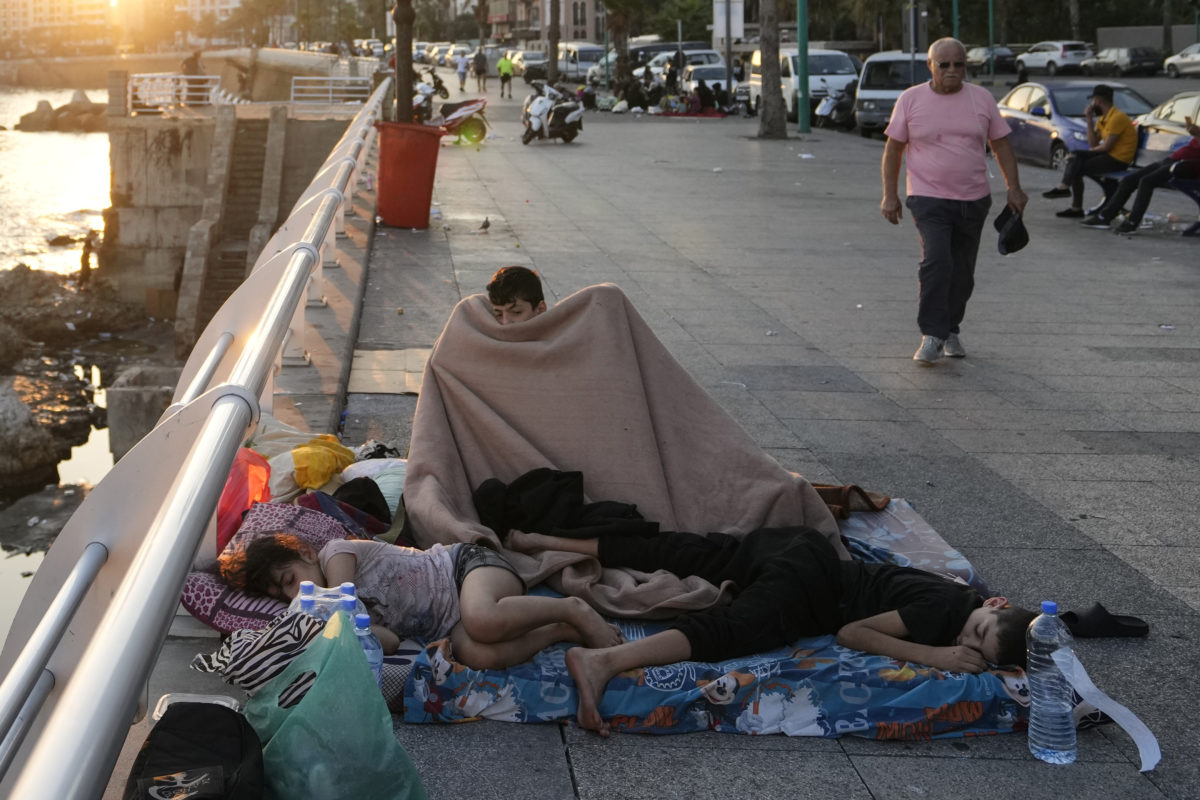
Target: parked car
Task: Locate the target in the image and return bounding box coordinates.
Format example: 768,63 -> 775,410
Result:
745,46 -> 858,122
442,45 -> 471,67
996,80 -> 1154,168
1080,47 -> 1159,77
1135,90 -> 1200,162
632,49 -> 725,81
1164,42 -> 1200,78
681,64 -> 738,96
587,50 -> 619,86
423,42 -> 451,64
1015,41 -> 1093,75
515,50 -> 549,81
855,50 -> 932,136
965,45 -> 1015,76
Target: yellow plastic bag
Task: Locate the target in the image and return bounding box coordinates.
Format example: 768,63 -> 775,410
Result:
291,435 -> 355,489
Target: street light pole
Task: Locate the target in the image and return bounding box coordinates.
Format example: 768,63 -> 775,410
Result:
796,0 -> 809,133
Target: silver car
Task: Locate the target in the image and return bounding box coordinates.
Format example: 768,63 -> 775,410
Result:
1165,43 -> 1200,79
1015,41 -> 1093,76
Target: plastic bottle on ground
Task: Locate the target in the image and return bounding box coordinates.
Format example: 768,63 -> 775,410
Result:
290,584 -> 367,620
355,612 -> 384,688
1026,600 -> 1077,765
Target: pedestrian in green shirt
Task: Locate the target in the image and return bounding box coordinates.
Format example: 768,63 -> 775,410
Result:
497,53 -> 514,99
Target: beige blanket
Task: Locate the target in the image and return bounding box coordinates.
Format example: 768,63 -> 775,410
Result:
403,283 -> 841,618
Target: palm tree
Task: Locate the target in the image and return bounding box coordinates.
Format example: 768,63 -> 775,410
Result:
548,0 -> 561,82
756,0 -> 786,138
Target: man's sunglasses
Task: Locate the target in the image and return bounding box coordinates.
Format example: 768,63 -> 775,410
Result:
936,60 -> 966,69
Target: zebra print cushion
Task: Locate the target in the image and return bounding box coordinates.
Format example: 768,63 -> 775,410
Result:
191,612 -> 417,711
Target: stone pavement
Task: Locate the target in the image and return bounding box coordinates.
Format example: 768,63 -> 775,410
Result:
105,96 -> 1198,800
341,100 -> 1198,800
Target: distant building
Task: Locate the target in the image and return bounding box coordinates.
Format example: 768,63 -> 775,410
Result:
488,0 -> 598,47
0,0 -> 113,41
174,0 -> 241,26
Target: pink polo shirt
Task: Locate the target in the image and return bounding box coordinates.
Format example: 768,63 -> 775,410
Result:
885,82 -> 1012,201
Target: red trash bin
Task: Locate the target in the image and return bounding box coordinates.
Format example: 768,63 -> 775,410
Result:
374,121 -> 445,229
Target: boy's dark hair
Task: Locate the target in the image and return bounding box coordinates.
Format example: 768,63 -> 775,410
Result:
994,605 -> 1038,669
487,266 -> 543,307
218,532 -> 306,597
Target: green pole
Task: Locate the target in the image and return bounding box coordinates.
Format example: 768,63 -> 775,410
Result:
952,0 -> 959,40
797,0 -> 810,133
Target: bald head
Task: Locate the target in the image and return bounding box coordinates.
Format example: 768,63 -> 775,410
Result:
928,37 -> 966,62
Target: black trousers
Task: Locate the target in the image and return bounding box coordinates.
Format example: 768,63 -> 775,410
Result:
1062,151 -> 1129,208
906,195 -> 991,340
1097,158 -> 1174,225
597,527 -> 844,661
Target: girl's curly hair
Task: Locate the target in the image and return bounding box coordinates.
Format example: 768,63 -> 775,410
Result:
217,532 -> 306,597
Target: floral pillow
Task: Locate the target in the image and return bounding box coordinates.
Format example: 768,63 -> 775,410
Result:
181,502 -> 360,633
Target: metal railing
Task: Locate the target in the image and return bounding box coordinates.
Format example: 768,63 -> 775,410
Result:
129,73 -> 232,111
0,77 -> 391,799
291,75 -> 373,104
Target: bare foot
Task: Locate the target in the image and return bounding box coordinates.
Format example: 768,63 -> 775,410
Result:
507,530 -> 546,554
565,647 -> 612,737
570,601 -> 624,648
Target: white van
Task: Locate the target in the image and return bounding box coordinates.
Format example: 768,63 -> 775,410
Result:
746,47 -> 858,121
855,50 -> 932,136
557,41 -> 607,80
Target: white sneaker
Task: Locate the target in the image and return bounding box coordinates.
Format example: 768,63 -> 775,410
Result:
913,335 -> 945,364
944,333 -> 966,358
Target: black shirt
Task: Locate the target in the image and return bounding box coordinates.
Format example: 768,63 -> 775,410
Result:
839,560 -> 983,646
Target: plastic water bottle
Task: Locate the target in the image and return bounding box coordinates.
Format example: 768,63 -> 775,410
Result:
1026,600 -> 1077,764
296,595 -> 316,617
288,584 -> 367,620
355,612 -> 384,688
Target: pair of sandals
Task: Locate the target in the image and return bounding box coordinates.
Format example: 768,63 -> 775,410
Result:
1060,602 -> 1150,638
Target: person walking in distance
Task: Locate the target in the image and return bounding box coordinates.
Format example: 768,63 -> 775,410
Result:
474,48 -> 489,93
497,52 -> 514,99
881,37 -> 1027,365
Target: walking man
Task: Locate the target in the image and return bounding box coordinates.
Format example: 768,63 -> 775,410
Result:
497,52 -> 514,98
881,37 -> 1027,364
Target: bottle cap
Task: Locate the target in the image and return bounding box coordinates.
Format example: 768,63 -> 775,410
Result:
299,581 -> 315,595
340,582 -> 356,597
341,595 -> 358,614
299,596 -> 315,611
355,613 -> 371,629
1040,600 -> 1058,615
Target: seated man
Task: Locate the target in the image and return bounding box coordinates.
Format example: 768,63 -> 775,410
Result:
1042,84 -> 1138,218
1081,115 -> 1200,234
487,265 -> 546,324
508,526 -> 1035,737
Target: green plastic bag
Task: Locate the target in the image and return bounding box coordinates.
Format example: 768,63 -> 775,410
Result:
245,612 -> 427,800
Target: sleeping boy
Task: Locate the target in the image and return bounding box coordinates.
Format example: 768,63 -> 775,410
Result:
219,534 -> 622,670
507,525 -> 1036,737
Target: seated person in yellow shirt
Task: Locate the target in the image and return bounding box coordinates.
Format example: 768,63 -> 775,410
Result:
1043,84 -> 1138,218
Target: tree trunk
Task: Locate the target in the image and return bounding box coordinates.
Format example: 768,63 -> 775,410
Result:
757,0 -> 787,138
392,0 -> 415,121
1067,0 -> 1080,40
548,0 -> 561,82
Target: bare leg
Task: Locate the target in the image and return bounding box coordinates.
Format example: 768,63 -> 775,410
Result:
451,621 -> 579,669
459,566 -> 622,649
566,629 -> 692,737
508,530 -> 598,557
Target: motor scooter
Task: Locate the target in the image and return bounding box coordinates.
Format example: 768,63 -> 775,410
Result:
413,70 -> 489,143
814,79 -> 857,131
520,81 -> 583,145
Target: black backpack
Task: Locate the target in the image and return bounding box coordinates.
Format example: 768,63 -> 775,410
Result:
123,702 -> 263,800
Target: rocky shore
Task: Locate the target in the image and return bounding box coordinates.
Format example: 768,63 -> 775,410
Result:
0,265 -> 163,502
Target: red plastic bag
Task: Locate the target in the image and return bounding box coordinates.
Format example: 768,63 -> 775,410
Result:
217,448 -> 272,553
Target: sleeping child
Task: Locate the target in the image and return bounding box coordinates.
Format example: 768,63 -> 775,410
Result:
506,525 -> 1037,737
219,534 -> 623,670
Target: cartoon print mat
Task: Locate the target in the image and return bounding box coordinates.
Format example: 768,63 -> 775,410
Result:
404,500 -> 1029,738
405,621 -> 1030,739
